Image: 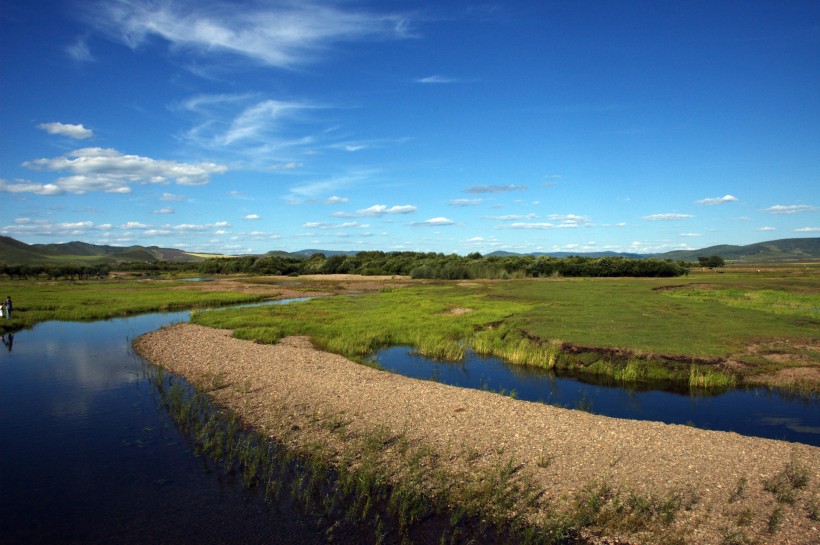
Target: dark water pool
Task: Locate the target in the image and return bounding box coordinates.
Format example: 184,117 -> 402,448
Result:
0,305 -> 363,545
371,346 -> 820,446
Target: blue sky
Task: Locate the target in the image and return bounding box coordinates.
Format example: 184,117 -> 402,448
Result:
1,0 -> 817,255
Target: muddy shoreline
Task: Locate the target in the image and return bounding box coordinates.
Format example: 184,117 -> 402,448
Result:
135,323 -> 819,545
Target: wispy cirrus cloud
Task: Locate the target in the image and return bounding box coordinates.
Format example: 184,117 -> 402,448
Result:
87,0 -> 414,69
10,147 -> 227,195
37,122 -> 94,139
485,214 -> 537,221
414,75 -> 460,84
448,198 -> 482,207
466,184 -> 527,194
764,204 -> 818,214
696,194 -> 738,205
641,213 -> 694,221
302,221 -> 369,230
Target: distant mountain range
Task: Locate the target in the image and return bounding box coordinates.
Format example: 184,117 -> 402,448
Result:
1,235 -> 818,266
0,235 -> 207,265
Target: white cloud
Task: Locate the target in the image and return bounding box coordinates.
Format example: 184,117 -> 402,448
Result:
302,221 -> 368,229
505,222 -> 578,230
154,207 -> 174,214
641,213 -> 694,221
37,122 -> 93,139
412,217 -> 455,226
486,214 -> 537,221
243,214 -> 261,220
764,204 -> 818,214
16,148 -> 227,195
65,37 -> 95,63
548,214 -> 590,225
680,233 -> 702,237
269,162 -> 304,170
696,194 -> 738,205
448,198 -> 482,207
0,179 -> 63,195
335,204 -> 417,218
757,226 -> 776,231
795,227 -> 820,232
466,184 -> 527,194
415,75 -> 459,84
0,219 -> 97,237
325,195 -> 348,204
121,221 -> 149,229
161,192 -> 187,202
89,0 -> 413,69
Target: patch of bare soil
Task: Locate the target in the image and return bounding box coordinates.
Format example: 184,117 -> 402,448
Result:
135,324 -> 820,545
166,274 -> 413,299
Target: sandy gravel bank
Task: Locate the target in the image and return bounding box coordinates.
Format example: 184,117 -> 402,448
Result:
135,323 -> 820,545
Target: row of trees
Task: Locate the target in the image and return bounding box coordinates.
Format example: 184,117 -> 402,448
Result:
0,263 -> 113,280
1,252 -> 705,280
195,252 -> 691,279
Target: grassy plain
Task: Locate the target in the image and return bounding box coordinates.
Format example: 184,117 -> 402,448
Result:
192,270 -> 819,391
0,279 -> 267,333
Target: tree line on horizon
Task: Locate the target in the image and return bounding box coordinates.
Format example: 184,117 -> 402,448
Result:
0,252 -> 705,280
196,252 -> 691,279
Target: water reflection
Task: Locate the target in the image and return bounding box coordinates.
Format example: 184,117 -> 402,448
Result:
0,304 -> 359,545
371,346 -> 820,446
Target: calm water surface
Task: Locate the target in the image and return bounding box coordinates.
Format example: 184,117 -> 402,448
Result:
372,346 -> 820,446
0,305 -> 361,545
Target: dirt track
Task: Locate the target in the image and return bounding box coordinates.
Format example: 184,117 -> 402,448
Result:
135,323 -> 820,545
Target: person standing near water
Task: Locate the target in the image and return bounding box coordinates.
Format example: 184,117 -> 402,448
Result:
3,296 -> 11,320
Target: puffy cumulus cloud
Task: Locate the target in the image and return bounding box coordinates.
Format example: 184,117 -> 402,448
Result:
325,195 -> 348,204
14,148 -> 228,195
37,122 -> 94,139
0,178 -> 63,195
641,213 -> 694,221
696,194 -> 738,205
334,204 -> 416,218
412,217 -> 455,226
243,214 -> 261,220
88,0 -> 413,69
466,184 -> 526,194
764,204 -> 818,214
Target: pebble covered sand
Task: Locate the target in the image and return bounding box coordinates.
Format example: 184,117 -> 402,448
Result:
135,323 -> 820,545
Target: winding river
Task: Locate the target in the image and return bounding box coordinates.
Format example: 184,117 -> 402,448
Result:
1,303 -> 817,544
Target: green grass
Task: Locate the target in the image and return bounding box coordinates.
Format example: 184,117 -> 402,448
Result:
191,276 -> 818,390
0,279 -> 267,332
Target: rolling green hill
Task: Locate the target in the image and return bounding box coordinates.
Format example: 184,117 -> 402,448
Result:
654,237 -> 820,262
0,236 -> 208,265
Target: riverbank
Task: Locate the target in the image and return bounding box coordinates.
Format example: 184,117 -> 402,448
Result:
135,323 -> 819,545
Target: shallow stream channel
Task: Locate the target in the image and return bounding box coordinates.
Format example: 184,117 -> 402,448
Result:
1,298 -> 818,544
